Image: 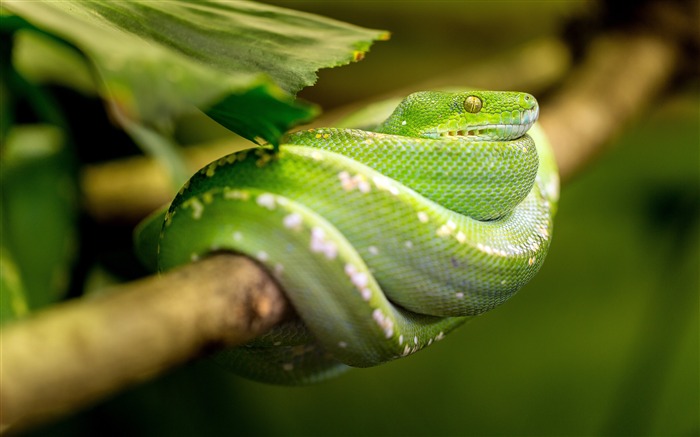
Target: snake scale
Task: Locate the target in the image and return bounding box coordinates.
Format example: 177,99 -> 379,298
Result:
140,90 -> 559,385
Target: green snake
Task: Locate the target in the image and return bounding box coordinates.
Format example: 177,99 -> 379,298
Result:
138,90 -> 559,385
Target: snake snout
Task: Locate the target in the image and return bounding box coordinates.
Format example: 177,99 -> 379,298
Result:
437,105 -> 539,142
523,105 -> 539,129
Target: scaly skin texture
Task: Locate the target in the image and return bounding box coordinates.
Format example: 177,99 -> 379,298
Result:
152,90 -> 559,384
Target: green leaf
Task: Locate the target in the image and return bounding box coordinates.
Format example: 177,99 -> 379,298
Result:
0,247 -> 30,324
1,124 -> 78,310
81,0 -> 388,95
115,111 -> 192,188
4,0 -> 388,146
12,29 -> 96,96
206,82 -> 318,147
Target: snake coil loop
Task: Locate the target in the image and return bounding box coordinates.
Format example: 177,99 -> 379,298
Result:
151,90 -> 558,384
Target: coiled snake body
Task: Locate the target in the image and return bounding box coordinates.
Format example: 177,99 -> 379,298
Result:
148,90 -> 559,384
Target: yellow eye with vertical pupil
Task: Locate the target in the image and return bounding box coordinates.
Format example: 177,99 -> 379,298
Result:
464,96 -> 482,113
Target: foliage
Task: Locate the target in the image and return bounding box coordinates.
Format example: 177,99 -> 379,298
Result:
0,0 -> 387,322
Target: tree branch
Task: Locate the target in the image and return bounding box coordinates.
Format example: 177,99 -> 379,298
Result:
540,31 -> 680,182
3,0 -> 696,432
0,254 -> 290,432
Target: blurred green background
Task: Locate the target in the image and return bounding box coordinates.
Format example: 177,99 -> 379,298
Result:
8,1 -> 698,436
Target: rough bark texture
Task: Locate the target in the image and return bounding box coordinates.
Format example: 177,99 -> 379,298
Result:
0,255 -> 290,431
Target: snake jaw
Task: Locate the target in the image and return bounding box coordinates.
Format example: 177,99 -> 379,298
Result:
436,123 -> 529,141
435,106 -> 538,141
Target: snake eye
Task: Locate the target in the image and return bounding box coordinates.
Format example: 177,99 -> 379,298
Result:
464,96 -> 482,113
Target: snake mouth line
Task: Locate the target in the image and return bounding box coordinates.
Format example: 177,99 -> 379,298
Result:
436,107 -> 539,141
438,123 -> 530,141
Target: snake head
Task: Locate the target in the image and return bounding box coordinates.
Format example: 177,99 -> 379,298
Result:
376,90 -> 539,141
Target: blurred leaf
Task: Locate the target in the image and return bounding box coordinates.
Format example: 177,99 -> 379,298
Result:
0,79 -> 11,142
12,29 -> 95,96
0,247 -> 29,324
2,121 -> 63,161
85,0 -> 388,95
1,124 -> 78,310
3,0 -> 388,146
115,112 -> 191,188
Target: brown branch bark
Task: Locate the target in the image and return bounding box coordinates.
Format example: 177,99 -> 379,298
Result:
2,1 -> 695,433
539,0 -> 697,181
0,254 -> 290,432
540,31 -> 680,182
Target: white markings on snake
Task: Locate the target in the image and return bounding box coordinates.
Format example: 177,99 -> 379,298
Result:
345,263 -> 372,301
283,213 -> 303,231
372,175 -> 399,195
310,227 -> 338,260
455,231 -> 467,244
224,188 -> 250,201
436,220 -> 457,237
338,171 -> 371,193
372,308 -> 394,338
256,193 -> 276,210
